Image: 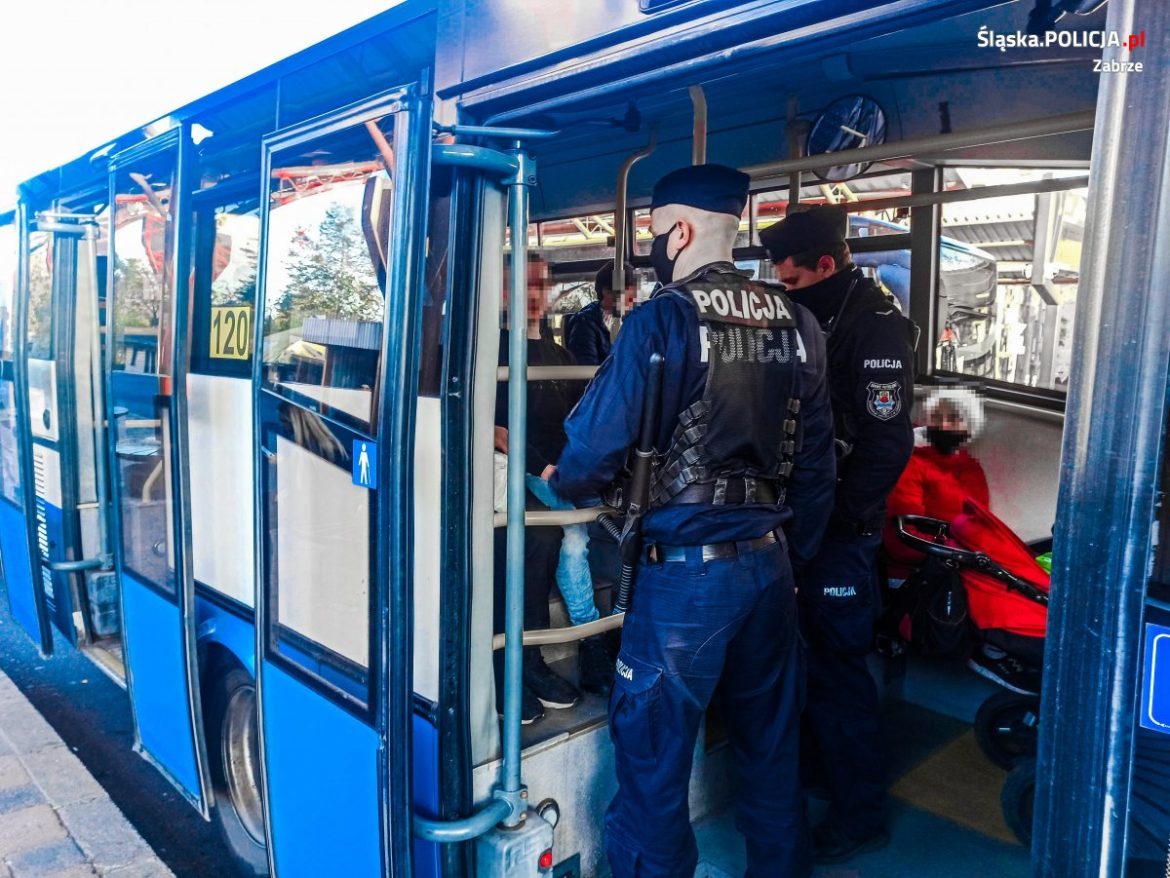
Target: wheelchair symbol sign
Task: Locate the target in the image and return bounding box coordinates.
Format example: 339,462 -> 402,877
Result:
1141,623 -> 1170,734
353,440 -> 376,489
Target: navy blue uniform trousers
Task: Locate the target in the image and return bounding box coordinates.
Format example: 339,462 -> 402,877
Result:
605,540 -> 810,878
798,529 -> 885,838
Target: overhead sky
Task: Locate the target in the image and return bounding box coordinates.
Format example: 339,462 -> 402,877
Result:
0,0 -> 401,207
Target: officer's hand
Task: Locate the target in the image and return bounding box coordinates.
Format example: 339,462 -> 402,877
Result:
541,464 -> 556,480
494,426 -> 508,454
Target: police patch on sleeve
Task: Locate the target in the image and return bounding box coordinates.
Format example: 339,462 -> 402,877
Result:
866,381 -> 902,420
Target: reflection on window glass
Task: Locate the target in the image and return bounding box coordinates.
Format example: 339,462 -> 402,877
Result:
0,223 -> 20,505
937,170 -> 1085,391
26,231 -> 52,360
109,155 -> 178,593
192,198 -> 260,375
262,118 -> 395,428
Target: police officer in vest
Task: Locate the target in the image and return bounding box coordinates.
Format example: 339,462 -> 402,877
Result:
760,206 -> 915,864
550,165 -> 836,878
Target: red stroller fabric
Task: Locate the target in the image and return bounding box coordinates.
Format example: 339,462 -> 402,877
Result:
949,498 -> 1049,639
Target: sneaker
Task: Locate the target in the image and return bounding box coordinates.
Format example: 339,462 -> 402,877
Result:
578,635 -> 614,698
968,651 -> 1041,695
811,822 -> 890,865
496,685 -> 544,726
524,656 -> 581,710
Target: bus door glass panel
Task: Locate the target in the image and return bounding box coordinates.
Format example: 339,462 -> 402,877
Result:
25,225 -> 85,644
188,191 -> 260,609
0,218 -> 48,650
108,146 -> 206,806
71,210 -> 118,642
257,106 -> 399,878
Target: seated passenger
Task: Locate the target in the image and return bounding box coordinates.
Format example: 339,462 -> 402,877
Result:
883,386 -> 989,580
883,387 -> 1044,694
493,254 -> 611,725
564,263 -> 616,365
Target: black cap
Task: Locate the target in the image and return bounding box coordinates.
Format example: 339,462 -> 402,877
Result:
594,262 -> 614,298
759,205 -> 848,263
650,164 -> 750,218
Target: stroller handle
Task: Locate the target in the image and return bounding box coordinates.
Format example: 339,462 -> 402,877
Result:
894,516 -> 1051,607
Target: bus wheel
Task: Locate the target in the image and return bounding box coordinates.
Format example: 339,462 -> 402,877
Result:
974,690 -> 1040,770
1001,757 -> 1036,846
208,665 -> 269,876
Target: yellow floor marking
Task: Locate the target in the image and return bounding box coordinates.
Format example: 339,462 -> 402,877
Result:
890,730 -> 1019,846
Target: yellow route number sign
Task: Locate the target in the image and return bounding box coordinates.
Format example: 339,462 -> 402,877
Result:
210,306 -> 252,360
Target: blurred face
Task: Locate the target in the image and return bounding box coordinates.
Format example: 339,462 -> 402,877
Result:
774,254 -> 839,291
526,259 -> 551,327
926,403 -> 968,433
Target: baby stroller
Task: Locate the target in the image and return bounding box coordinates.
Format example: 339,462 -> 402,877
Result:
887,498 -> 1050,843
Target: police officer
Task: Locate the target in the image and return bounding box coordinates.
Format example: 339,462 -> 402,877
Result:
550,165 -> 836,878
760,206 -> 915,863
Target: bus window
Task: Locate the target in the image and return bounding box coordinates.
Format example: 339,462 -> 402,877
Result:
26,230 -> 52,360
261,120 -> 394,433
190,196 -> 260,377
0,222 -> 18,505
938,169 -> 1087,391
109,150 -> 178,593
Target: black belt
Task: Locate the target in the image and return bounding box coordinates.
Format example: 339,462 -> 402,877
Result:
651,531 -> 779,564
670,479 -> 781,506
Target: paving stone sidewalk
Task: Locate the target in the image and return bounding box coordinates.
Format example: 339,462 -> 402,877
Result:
0,669 -> 173,878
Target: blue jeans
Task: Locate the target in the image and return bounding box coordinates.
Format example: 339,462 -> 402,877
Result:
525,475 -> 599,626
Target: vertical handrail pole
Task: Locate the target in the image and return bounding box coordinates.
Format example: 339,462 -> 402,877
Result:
502,143 -> 536,821
83,230 -> 113,566
613,128 -> 657,317
689,86 -> 707,165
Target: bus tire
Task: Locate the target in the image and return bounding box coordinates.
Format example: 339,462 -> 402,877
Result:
206,664 -> 269,876
974,690 -> 1040,770
1001,757 -> 1036,847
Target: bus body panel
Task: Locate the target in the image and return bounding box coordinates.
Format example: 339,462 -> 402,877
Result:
0,498 -> 41,643
195,595 -> 257,678
411,712 -> 442,878
262,661 -> 382,878
122,569 -> 203,797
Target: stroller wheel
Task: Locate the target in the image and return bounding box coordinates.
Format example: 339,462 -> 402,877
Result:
1001,757 -> 1037,846
974,690 -> 1040,770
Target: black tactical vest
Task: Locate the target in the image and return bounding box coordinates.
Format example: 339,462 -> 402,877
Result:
651,267 -> 802,508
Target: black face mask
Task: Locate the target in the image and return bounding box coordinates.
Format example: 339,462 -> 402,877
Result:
650,230 -> 678,285
926,427 -> 969,455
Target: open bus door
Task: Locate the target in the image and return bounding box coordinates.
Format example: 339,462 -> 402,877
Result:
252,86 -> 425,878
106,130 -> 212,814
12,203 -> 113,653
0,211 -> 51,653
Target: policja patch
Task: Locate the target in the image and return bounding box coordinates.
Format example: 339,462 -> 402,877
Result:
866,381 -> 902,420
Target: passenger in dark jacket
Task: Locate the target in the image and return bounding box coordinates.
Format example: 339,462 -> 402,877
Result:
565,263 -> 616,365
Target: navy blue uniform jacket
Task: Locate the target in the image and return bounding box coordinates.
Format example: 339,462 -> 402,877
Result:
786,266 -> 914,529
550,262 -> 836,567
565,301 -> 613,366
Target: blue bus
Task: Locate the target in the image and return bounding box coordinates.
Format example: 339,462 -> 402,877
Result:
0,1 -> 1165,876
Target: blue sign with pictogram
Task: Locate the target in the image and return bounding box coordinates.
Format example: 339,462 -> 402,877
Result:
353,440 -> 376,489
1140,623 -> 1170,735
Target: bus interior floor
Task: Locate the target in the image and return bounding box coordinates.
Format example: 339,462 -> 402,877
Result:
693,698 -> 1031,877
519,654 -> 610,750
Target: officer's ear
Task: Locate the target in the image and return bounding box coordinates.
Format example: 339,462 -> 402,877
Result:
673,220 -> 694,254
816,254 -> 837,275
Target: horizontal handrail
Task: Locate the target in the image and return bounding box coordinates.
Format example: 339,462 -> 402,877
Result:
497,365 -> 598,382
493,508 -> 601,528
413,797 -> 515,844
49,557 -> 108,573
492,612 -> 625,650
